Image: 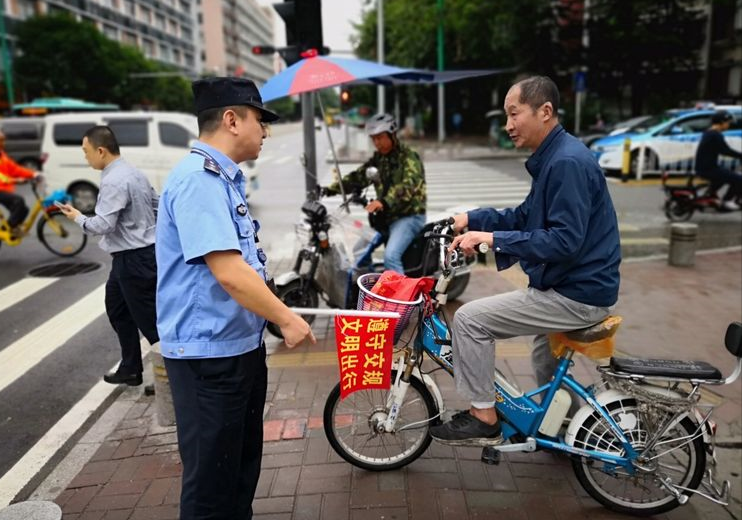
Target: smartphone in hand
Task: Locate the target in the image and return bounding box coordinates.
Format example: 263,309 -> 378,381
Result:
53,201 -> 66,209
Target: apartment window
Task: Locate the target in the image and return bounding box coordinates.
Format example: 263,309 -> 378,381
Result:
103,24 -> 118,40
142,39 -> 155,58
123,0 -> 136,17
122,31 -> 137,46
169,18 -> 178,36
156,13 -> 166,30
173,49 -> 181,64
185,53 -> 194,68
179,0 -> 189,12
16,0 -> 38,17
140,6 -> 151,23
159,43 -> 171,61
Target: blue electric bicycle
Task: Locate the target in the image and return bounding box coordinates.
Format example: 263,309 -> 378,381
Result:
323,218 -> 742,516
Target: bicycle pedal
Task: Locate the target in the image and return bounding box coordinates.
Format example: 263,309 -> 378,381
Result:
481,446 -> 501,465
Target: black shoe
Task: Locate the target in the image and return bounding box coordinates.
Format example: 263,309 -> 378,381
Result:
429,410 -> 504,446
103,370 -> 143,386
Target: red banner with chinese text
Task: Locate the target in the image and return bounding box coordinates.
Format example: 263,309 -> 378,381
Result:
334,315 -> 398,400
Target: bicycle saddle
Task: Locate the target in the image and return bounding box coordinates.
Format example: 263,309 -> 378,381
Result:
549,316 -> 622,360
609,357 -> 722,380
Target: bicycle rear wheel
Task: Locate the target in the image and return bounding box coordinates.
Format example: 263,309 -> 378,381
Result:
37,210 -> 87,257
571,399 -> 705,516
323,370 -> 438,471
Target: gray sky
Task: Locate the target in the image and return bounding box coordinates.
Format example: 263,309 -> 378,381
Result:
257,0 -> 366,56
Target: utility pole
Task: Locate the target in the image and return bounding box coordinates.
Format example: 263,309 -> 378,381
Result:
377,0 -> 385,114
574,0 -> 589,135
0,0 -> 14,110
436,0 -> 445,142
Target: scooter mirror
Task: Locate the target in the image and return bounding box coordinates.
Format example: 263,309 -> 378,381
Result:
365,166 -> 380,182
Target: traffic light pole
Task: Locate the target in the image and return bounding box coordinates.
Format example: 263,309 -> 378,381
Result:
301,92 -> 318,196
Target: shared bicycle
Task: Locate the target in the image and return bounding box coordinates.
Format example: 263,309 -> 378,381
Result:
322,218 -> 741,516
0,177 -> 87,257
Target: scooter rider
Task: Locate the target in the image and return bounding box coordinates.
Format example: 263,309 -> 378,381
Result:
321,113 -> 426,273
695,110 -> 742,211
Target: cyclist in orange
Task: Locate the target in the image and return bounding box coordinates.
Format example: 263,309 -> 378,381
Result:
0,130 -> 38,236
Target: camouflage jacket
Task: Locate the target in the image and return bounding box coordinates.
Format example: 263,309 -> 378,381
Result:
327,143 -> 426,221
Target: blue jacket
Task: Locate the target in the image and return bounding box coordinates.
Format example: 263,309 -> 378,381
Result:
468,124 -> 620,307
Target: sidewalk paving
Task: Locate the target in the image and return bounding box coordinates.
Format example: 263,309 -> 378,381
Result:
28,251 -> 742,519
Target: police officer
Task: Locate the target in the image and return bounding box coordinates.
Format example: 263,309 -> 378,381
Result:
322,113 -> 426,273
155,77 -> 316,520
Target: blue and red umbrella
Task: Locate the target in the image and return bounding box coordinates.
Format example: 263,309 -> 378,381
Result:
260,56 -> 408,103
260,55 -> 512,103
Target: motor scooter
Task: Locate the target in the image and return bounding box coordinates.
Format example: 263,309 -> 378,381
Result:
266,174 -> 474,339
662,171 -> 741,221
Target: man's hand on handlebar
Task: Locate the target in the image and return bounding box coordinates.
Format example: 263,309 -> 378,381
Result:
452,213 -> 468,234
365,199 -> 383,214
449,231 -> 492,256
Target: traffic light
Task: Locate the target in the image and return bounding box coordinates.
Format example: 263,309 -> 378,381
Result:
273,0 -> 326,65
251,45 -> 275,55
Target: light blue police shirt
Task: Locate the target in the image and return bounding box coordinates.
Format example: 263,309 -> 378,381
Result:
155,141 -> 267,359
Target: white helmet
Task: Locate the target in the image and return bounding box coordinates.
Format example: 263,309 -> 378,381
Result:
365,113 -> 397,136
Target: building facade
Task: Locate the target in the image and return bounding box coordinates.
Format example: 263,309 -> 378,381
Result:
200,0 -> 275,84
3,0 -> 201,74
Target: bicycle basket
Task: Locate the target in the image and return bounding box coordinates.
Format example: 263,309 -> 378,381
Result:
356,272 -> 423,343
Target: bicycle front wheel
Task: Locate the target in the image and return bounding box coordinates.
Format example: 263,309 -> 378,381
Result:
37,210 -> 87,257
323,370 -> 439,471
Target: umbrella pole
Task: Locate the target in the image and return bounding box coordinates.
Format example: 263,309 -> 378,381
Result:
315,91 -> 349,212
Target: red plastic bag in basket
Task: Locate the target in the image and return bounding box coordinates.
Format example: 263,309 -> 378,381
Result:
370,271 -> 434,302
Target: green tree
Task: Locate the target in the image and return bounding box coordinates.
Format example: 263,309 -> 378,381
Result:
585,0 -> 706,116
14,14 -> 192,111
351,0 -> 711,129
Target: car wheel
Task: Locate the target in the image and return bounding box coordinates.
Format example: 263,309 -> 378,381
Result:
630,149 -> 658,178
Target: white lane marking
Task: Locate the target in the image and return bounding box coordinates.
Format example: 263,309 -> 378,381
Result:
0,278 -> 59,314
0,339 -> 149,507
0,285 -> 106,393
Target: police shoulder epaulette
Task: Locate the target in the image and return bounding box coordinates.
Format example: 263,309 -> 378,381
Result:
203,157 -> 220,176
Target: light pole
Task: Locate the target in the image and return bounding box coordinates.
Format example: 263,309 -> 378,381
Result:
436,0 -> 445,142
0,0 -> 15,110
377,0 -> 385,114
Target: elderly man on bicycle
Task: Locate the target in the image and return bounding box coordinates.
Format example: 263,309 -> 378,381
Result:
430,76 -> 621,446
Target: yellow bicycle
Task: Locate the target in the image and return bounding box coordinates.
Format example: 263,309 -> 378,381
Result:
0,177 -> 87,257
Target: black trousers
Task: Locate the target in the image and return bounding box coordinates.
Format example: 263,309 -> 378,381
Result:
0,191 -> 29,227
699,167 -> 742,201
105,245 -> 158,374
165,346 -> 267,520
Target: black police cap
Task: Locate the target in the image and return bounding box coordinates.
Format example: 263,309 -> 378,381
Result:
192,77 -> 279,123
711,110 -> 732,125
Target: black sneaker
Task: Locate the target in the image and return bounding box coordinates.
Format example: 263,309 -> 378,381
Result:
429,410 -> 504,446
103,371 -> 143,386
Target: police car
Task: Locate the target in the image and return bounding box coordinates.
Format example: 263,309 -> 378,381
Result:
590,106 -> 742,178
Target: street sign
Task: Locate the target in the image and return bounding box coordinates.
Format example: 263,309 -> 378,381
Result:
574,71 -> 586,93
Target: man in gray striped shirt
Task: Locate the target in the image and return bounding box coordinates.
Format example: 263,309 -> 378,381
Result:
57,126 -> 159,386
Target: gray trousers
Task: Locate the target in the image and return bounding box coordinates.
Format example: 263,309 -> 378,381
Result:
451,288 -> 612,411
